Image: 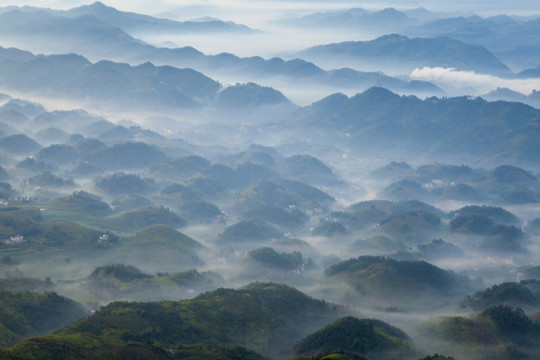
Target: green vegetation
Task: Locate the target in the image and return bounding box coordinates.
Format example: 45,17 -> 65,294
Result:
2,84 -> 540,360
160,183 -> 199,201
502,189 -> 538,204
277,179 -> 335,205
284,154 -> 336,185
462,282 -> 540,310
1,337 -> 269,359
483,225 -> 525,253
392,200 -> 445,217
129,225 -> 202,249
111,194 -> 152,212
15,157 -> 51,172
449,205 -> 519,225
199,164 -> 239,189
450,214 -> 494,234
271,238 -> 320,259
96,172 -> 154,195
416,239 -> 464,259
480,305 -> 540,345
234,180 -> 334,212
416,163 -> 473,181
349,235 -> 407,254
234,181 -> 298,210
377,210 -> 441,243
330,207 -> 388,229
293,316 -> 414,358
46,191 -> 112,217
297,87 -> 540,163
337,200 -> 443,231
100,206 -> 185,232
73,138 -> 106,156
36,144 -> 80,165
151,155 -> 210,179
165,269 -> 223,288
217,82 -> 290,107
491,165 -> 537,184
348,200 -> 394,214
236,162 -> 281,187
295,352 -> 367,360
245,205 -> 308,227
186,176 -> 225,195
438,183 -> 483,202
388,239 -> 465,261
0,183 -> 14,199
70,161 -> 102,176
248,247 -> 303,271
219,220 -> 282,244
421,305 -> 540,357
84,264 -> 222,302
380,179 -> 426,201
371,161 -> 413,179
420,315 -> 498,346
0,134 -> 41,154
115,224 -> 204,269
89,263 -> 151,282
0,283 -> 338,358
312,221 -> 347,237
179,200 -> 222,222
0,290 -> 87,347
228,147 -> 277,168
326,256 -> 470,307
83,142 -> 166,170
417,355 -> 455,360
40,219 -> 117,246
0,206 -> 42,239
168,344 -> 269,360
24,171 -> 75,188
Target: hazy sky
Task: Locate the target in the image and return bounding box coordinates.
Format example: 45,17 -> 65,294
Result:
3,0 -> 540,19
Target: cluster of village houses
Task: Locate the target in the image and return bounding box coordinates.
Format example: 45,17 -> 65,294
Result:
2,234 -> 25,245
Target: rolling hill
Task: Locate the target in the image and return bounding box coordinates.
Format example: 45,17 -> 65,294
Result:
0,283 -> 343,358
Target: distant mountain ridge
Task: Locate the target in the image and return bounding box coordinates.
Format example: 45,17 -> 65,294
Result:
297,34 -> 511,75
0,46 -> 292,110
284,7 -> 540,71
0,1 -> 257,34
0,6 -> 442,96
289,7 -> 418,30
64,1 -> 257,34
481,88 -> 540,108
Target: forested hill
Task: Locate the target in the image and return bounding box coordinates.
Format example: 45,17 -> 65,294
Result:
0,290 -> 87,348
0,283 -> 344,359
290,87 -> 540,164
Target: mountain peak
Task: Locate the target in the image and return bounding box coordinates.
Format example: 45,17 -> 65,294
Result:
90,1 -> 107,7
69,1 -> 119,16
376,33 -> 410,41
360,85 -> 401,99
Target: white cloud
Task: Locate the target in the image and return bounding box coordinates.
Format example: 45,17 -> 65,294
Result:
410,67 -> 540,95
